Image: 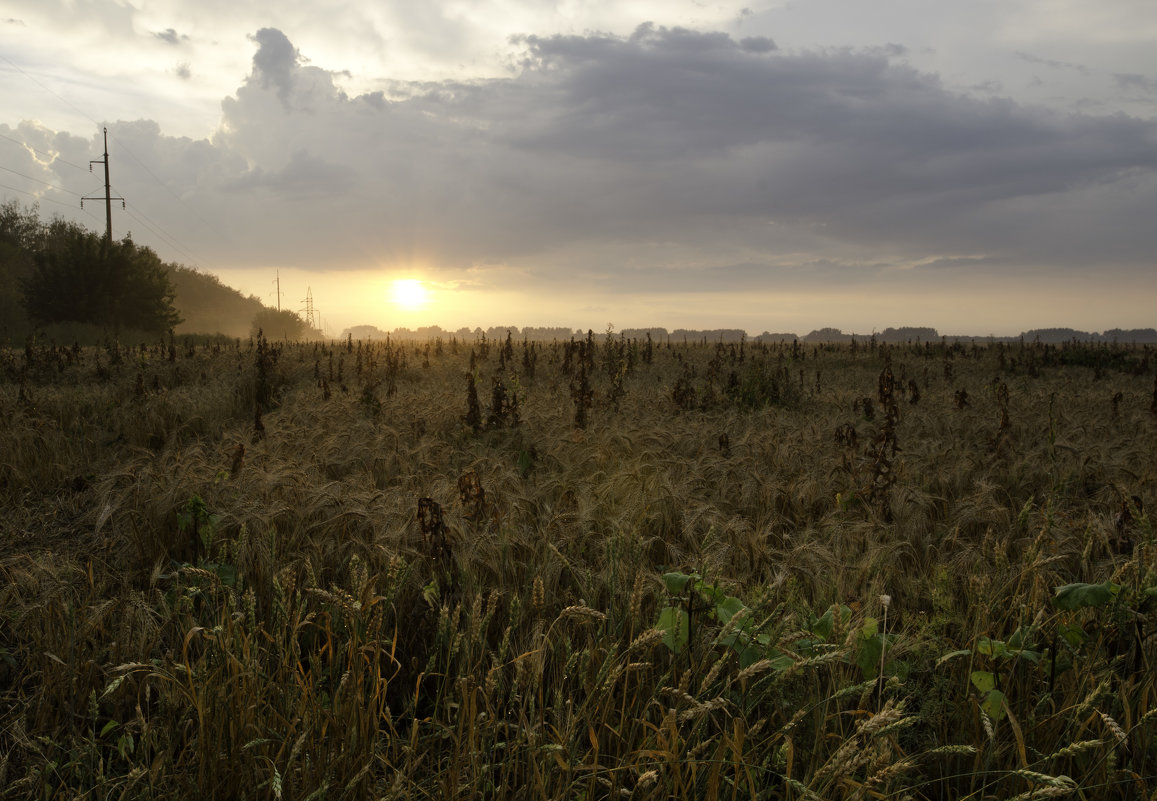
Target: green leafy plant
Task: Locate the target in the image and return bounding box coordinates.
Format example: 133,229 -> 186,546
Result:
656,572 -> 901,680
656,571 -> 775,667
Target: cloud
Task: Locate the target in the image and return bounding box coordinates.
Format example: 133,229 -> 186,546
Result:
1114,72 -> 1157,93
224,149 -> 357,194
153,28 -> 188,46
1014,51 -> 1091,75
15,25 -> 1157,302
739,36 -> 777,54
969,79 -> 1004,94
248,27 -> 303,102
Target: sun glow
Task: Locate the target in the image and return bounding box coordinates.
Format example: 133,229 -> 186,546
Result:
390,278 -> 429,310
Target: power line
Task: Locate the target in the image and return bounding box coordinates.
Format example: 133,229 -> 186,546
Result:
2,54 -> 227,270
106,182 -> 207,265
0,53 -> 101,129
76,128 -> 203,265
1,172 -> 199,264
120,205 -> 201,264
2,57 -> 206,258
105,170 -> 206,262
108,137 -> 219,236
0,164 -> 84,197
0,182 -> 102,218
0,131 -> 90,173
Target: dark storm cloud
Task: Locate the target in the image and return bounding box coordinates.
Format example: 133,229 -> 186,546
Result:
81,25 -> 1157,291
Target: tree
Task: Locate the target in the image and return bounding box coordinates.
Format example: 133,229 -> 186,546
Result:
0,201 -> 41,340
168,265 -> 265,337
21,223 -> 181,334
112,240 -> 183,333
250,307 -> 318,340
0,200 -> 43,251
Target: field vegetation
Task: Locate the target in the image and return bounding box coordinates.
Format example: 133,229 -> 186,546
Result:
1,330 -> 1155,799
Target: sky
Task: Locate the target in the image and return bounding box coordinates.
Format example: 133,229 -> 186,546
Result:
2,0 -> 1156,337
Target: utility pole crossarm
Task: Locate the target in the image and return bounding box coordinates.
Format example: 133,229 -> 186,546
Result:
81,127 -> 124,242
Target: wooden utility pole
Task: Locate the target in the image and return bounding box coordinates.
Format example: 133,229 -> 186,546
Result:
82,127 -> 124,242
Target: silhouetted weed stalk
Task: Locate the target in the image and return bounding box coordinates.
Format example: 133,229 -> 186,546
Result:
0,335 -> 1155,798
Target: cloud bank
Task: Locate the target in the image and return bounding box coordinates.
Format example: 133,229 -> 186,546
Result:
226,27 -> 1157,276
4,23 -> 1157,329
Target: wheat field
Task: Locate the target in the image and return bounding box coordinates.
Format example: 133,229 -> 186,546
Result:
1,332 -> 1154,799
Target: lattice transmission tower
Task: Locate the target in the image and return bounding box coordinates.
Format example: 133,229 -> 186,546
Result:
301,287 -> 317,330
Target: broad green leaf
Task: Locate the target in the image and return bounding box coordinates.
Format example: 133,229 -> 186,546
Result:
767,649 -> 795,673
812,609 -> 835,640
977,637 -> 1009,658
734,612 -> 756,633
1058,623 -> 1088,648
1015,648 -> 1041,664
857,634 -> 883,679
982,689 -> 1007,721
970,671 -> 995,694
657,606 -> 689,653
715,595 -> 747,624
738,645 -> 764,670
1052,581 -> 1120,611
794,638 -> 818,657
662,572 -> 696,595
1008,626 -> 1026,650
861,616 -> 878,638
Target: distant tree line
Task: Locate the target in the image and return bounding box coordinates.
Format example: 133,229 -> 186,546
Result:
1,201 -> 180,338
341,321 -> 1157,346
251,307 -> 322,341
0,201 -> 309,343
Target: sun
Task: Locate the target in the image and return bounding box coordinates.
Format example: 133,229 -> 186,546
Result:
390,278 -> 429,310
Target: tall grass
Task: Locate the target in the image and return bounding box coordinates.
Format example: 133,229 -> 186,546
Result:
1,335 -> 1154,798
